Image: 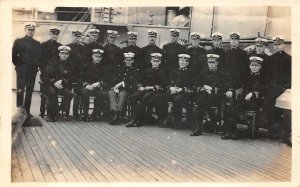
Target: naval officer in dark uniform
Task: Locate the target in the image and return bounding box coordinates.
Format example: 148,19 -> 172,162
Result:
162,29 -> 186,72
12,22 -> 42,123
39,26 -> 62,118
207,32 -> 225,70
83,29 -> 103,64
121,31 -> 143,70
103,30 -> 122,70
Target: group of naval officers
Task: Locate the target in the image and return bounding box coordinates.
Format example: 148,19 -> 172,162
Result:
12,22 -> 291,141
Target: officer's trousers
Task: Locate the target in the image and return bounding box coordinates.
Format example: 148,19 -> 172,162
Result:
15,65 -> 37,114
108,89 -> 128,113
72,83 -> 82,116
46,85 -> 73,117
81,88 -> 108,117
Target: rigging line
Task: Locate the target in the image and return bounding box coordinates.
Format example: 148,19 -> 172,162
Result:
210,6 -> 216,38
71,7 -> 88,21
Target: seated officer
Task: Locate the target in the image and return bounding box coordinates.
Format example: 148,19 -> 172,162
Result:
126,53 -> 167,127
81,49 -> 109,122
108,52 -> 139,125
238,56 -> 265,111
103,30 -> 122,69
153,54 -> 193,129
141,30 -> 163,71
162,29 -> 186,72
44,46 -> 77,121
121,31 -> 143,70
185,32 -> 207,78
40,26 -> 62,118
207,32 -> 225,70
191,54 -> 224,136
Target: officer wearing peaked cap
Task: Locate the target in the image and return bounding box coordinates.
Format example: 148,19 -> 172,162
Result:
12,22 -> 42,122
122,31 -> 143,70
185,32 -> 207,77
141,30 -> 163,71
152,53 -> 194,129
162,29 -> 186,72
224,32 -> 248,88
39,26 -> 63,118
83,28 -> 103,65
191,53 -> 225,136
260,35 -> 291,139
103,30 -> 122,70
207,32 -> 225,71
81,48 -> 110,121
108,52 -> 140,125
44,46 -> 78,121
66,29 -> 86,120
127,53 -> 167,127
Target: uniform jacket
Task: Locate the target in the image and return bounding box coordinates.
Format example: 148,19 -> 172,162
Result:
66,42 -> 85,67
141,44 -> 163,70
121,45 -> 143,70
195,67 -> 225,94
41,39 -> 62,72
185,45 -> 207,75
44,58 -> 78,89
207,47 -> 226,70
81,61 -> 109,89
138,67 -> 167,91
12,36 -> 42,71
242,71 -> 266,98
110,64 -> 139,93
167,67 -> 193,93
162,42 -> 186,70
103,43 -> 122,68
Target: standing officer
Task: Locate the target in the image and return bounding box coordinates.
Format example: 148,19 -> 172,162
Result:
224,32 -> 248,89
207,32 -> 225,70
108,52 -> 139,125
121,31 -> 143,70
191,54 -> 224,136
66,30 -> 85,120
83,29 -> 102,64
185,32 -> 207,77
261,36 -> 291,138
126,53 -> 167,127
153,54 -> 193,129
162,29 -> 186,72
44,46 -> 77,121
12,22 -> 42,123
39,26 -> 62,118
141,30 -> 163,71
81,49 -> 109,122
103,30 -> 122,69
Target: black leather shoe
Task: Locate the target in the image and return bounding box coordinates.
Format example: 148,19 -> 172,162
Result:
158,119 -> 166,128
126,122 -> 136,127
190,131 -> 202,136
231,133 -> 238,140
221,132 -> 232,140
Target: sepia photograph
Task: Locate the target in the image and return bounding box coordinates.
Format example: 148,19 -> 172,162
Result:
1,1 -> 299,187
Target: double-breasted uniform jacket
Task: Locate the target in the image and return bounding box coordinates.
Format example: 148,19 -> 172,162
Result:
268,50 -> 291,91
141,44 -> 163,71
185,45 -> 207,76
44,58 -> 78,89
81,61 -> 109,90
162,42 -> 186,71
66,42 -> 85,67
41,39 -> 62,73
167,67 -> 194,93
242,71 -> 266,98
137,67 -> 167,92
121,44 -> 143,70
224,47 -> 248,88
12,36 -> 42,72
110,64 -> 139,93
103,43 -> 123,69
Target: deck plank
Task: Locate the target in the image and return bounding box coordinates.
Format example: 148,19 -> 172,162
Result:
11,143 -> 24,182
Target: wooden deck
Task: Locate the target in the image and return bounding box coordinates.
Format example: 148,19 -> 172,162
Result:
11,92 -> 291,182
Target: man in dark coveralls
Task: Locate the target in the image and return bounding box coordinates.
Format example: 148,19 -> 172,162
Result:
261,36 -> 291,140
207,32 -> 225,70
121,31 -> 143,70
126,53 -> 167,127
103,30 -> 122,70
162,29 -> 186,72
39,26 -> 62,118
12,22 -> 42,124
185,32 -> 207,77
66,30 -> 85,120
141,30 -> 163,71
